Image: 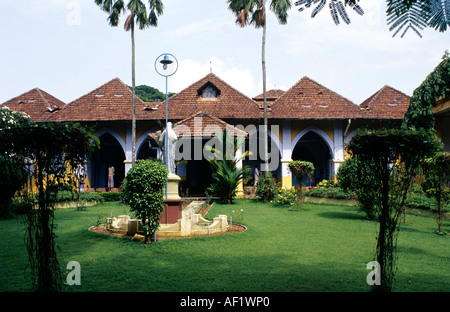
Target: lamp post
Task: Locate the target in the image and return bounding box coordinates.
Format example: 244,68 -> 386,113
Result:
155,53 -> 178,199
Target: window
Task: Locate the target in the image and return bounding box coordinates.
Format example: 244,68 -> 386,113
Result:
198,82 -> 221,99
202,86 -> 217,98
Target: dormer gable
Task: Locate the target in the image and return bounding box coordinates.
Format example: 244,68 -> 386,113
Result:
197,81 -> 221,99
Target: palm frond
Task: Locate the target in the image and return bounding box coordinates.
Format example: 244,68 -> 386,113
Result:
428,0 -> 450,32
387,0 -> 450,37
270,0 -> 292,24
387,0 -> 428,37
296,0 -> 364,24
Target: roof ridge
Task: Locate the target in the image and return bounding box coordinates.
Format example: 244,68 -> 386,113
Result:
271,76 -> 357,110
0,87 -> 40,106
361,85 -> 410,110
169,72 -> 259,108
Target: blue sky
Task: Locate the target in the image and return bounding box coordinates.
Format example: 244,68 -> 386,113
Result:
1,0 -> 450,105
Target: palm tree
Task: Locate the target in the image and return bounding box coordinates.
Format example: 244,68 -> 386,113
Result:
94,0 -> 164,165
227,0 -> 291,177
206,129 -> 251,204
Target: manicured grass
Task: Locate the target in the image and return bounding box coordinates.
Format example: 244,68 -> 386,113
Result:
0,199 -> 448,292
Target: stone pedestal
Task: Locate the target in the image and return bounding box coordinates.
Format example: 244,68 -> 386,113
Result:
160,173 -> 183,224
160,199 -> 184,224
166,173 -> 181,200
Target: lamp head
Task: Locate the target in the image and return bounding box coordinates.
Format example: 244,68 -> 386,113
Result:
160,54 -> 173,70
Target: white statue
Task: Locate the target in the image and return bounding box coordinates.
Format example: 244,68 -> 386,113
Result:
159,122 -> 178,175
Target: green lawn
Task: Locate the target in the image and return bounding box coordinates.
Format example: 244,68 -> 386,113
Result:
0,199 -> 448,292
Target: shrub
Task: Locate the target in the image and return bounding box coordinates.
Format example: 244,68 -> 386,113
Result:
288,160 -> 315,205
122,159 -> 168,243
304,186 -> 356,200
273,188 -> 297,206
99,191 -> 122,202
256,173 -> 278,202
337,157 -> 379,220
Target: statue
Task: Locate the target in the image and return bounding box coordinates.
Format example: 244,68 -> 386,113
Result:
159,121 -> 178,175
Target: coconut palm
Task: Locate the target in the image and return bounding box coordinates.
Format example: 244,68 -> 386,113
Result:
227,0 -> 291,177
94,0 -> 164,165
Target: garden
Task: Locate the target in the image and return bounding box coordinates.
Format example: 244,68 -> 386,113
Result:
0,197 -> 448,292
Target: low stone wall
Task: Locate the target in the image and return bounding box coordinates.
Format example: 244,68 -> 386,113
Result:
53,200 -> 100,209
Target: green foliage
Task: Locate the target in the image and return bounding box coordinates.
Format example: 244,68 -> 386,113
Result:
273,187 -> 297,206
304,185 -> 357,200
0,107 -> 35,219
421,152 -> 450,233
288,160 -> 315,178
0,157 -> 29,219
346,128 -> 440,292
206,130 -> 251,204
288,160 -> 315,204
132,85 -> 175,102
99,191 -> 123,202
403,52 -> 450,131
0,118 -> 97,292
338,157 -> 380,219
122,159 -> 168,243
255,173 -> 278,202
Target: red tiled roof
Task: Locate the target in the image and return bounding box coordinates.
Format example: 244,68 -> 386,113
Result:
173,111 -> 248,137
358,85 -> 410,119
149,111 -> 248,140
50,78 -> 156,122
152,73 -> 262,120
270,76 -> 361,119
253,89 -> 285,100
1,88 -> 65,122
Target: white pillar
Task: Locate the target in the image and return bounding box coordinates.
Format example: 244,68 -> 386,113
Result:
332,120 -> 345,179
124,121 -> 133,175
281,120 -> 292,189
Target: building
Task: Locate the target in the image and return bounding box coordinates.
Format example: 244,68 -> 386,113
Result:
1,73 -> 410,195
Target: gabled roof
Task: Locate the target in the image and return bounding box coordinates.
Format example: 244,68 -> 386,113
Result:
173,111 -> 248,137
270,76 -> 360,119
253,89 -> 285,107
358,85 -> 410,119
0,88 -> 65,122
148,111 -> 247,141
152,73 -> 262,120
50,78 -> 156,122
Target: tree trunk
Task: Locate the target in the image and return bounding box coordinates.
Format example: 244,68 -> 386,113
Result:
261,0 -> 269,177
131,17 -> 136,166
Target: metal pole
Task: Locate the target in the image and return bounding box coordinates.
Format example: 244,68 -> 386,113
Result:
165,74 -> 169,200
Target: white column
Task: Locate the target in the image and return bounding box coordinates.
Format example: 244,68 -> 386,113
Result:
332,120 -> 345,178
236,143 -> 244,197
124,121 -> 133,175
281,120 -> 292,189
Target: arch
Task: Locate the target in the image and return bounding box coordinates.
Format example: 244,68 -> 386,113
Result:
89,129 -> 126,189
93,128 -> 126,153
291,129 -> 333,186
136,127 -> 159,160
242,125 -> 282,180
291,125 -> 334,160
344,126 -> 368,145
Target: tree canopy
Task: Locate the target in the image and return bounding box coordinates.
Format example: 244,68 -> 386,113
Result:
130,85 -> 175,102
403,51 -> 450,131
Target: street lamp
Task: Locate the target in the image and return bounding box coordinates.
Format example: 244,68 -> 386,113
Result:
155,53 -> 178,199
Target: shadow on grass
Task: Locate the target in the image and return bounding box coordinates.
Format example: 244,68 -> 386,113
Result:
317,211 -> 367,221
